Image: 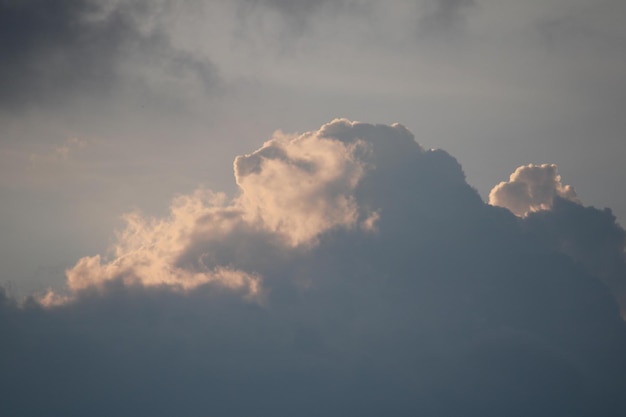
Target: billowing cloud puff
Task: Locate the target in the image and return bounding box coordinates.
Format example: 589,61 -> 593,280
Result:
65,190 -> 261,296
62,119 -> 392,295
234,125 -> 374,246
489,163 -> 579,217
3,119 -> 626,417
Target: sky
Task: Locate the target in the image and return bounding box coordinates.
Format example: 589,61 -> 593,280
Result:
1,1 -> 626,416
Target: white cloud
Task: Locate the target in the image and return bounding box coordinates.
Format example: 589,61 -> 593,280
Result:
489,163 -> 579,217
64,189 -> 262,297
234,120 -> 373,246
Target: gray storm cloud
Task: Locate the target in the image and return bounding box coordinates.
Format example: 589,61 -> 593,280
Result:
3,119 -> 626,417
0,0 -> 216,110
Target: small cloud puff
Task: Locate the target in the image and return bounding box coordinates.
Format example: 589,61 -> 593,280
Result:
489,163 -> 579,217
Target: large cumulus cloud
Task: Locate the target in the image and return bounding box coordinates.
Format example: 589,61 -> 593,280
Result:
2,119 -> 626,417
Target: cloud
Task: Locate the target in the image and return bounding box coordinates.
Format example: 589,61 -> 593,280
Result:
487,164 -> 626,303
0,0 -> 216,110
64,189 -> 262,296
417,0 -> 476,38
3,119 -> 626,416
234,124 -> 375,245
241,0 -> 338,16
523,197 -> 626,310
489,163 -> 579,217
60,120 -> 383,295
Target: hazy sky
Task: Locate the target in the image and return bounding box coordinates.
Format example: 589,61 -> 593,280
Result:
1,1 -> 626,415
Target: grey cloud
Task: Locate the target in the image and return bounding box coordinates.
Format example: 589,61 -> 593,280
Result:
239,0 -> 365,19
2,120 -> 626,416
524,197 -> 626,310
535,1 -> 626,48
243,0 -> 336,16
417,0 -> 476,38
0,0 -> 216,111
229,0 -> 370,44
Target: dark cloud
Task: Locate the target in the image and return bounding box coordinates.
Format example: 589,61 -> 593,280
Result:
2,120 -> 626,416
524,197 -> 626,309
0,0 -> 216,111
417,0 -> 476,38
243,0 -> 336,16
229,0 -> 360,44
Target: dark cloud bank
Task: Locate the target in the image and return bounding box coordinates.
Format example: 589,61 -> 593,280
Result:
2,120 -> 626,416
0,0 -> 215,110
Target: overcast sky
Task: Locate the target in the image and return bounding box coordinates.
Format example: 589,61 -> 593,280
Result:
1,1 -> 626,415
